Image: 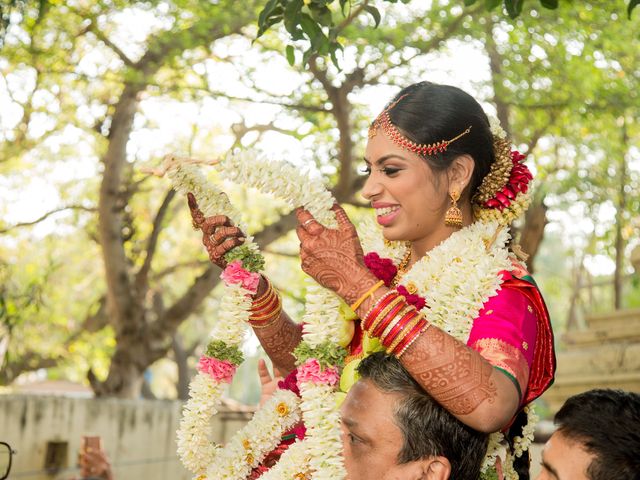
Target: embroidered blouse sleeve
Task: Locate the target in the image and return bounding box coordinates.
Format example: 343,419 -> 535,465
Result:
467,285 -> 537,402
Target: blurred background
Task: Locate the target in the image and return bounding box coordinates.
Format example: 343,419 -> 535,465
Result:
0,0 -> 638,478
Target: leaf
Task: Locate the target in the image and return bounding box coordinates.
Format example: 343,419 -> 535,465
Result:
258,0 -> 280,26
285,44 -> 295,66
539,0 -> 558,8
284,0 -> 303,35
363,5 -> 381,27
299,12 -> 327,47
464,0 -> 478,6
309,4 -> 333,27
505,0 -> 524,18
629,0 -> 640,19
484,0 -> 501,9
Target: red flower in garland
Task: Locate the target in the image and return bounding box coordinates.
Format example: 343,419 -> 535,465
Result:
363,252 -> 398,287
396,285 -> 426,310
364,252 -> 427,310
484,150 -> 533,211
278,369 -> 300,397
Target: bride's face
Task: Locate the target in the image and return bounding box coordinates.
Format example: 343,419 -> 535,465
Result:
361,131 -> 450,244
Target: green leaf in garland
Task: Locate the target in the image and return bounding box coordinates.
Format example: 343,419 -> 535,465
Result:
294,341 -> 348,369
224,246 -> 265,273
629,0 -> 640,19
205,340 -> 244,365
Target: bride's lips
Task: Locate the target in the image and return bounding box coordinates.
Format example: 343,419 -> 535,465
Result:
372,202 -> 401,226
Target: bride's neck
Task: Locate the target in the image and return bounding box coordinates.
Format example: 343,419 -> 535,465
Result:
408,204 -> 474,265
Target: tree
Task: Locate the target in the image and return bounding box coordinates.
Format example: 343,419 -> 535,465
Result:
2,0 -> 637,398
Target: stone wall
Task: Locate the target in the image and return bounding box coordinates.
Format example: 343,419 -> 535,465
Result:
0,394 -> 252,480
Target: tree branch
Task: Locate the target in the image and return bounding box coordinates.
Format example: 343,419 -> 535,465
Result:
0,205 -> 96,233
82,18 -> 136,68
135,188 -> 176,293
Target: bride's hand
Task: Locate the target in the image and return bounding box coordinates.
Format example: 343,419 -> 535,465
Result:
296,204 -> 378,305
188,192 -> 245,269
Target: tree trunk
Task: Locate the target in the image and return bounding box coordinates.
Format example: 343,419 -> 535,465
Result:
614,121 -> 628,310
173,335 -> 195,400
93,6 -> 260,397
518,197 -> 548,273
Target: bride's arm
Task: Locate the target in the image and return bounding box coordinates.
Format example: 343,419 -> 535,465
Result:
250,278 -> 302,374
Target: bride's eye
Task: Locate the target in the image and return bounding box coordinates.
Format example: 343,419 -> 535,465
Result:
380,167 -> 400,176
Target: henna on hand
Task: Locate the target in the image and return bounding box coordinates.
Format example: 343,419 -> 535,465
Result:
187,192 -> 245,268
253,310 -> 302,373
401,326 -> 497,416
296,204 -> 378,305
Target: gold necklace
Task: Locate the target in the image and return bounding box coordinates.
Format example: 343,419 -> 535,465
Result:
391,242 -> 412,287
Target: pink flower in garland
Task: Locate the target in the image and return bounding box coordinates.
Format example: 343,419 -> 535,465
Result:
364,252 -> 398,287
297,358 -> 340,386
484,150 -> 533,211
197,356 -> 237,383
220,260 -> 261,294
396,285 -> 426,310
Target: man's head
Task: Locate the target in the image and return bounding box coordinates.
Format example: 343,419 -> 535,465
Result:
537,389 -> 640,480
340,352 -> 488,480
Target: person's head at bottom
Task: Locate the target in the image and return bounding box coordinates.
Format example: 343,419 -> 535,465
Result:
536,388 -> 640,480
340,352 -> 488,480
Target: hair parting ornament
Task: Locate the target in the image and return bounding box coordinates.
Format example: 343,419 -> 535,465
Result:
368,94 -> 472,156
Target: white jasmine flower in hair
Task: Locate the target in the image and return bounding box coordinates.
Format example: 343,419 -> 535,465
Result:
488,115 -> 507,139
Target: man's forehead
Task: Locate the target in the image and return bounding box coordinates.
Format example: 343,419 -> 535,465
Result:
342,380 -> 403,432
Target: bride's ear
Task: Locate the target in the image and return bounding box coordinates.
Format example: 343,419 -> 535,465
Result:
447,154 -> 475,196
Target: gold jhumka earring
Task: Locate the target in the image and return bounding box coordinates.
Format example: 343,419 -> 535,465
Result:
445,190 -> 463,229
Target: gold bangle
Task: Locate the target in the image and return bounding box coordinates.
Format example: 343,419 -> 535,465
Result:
387,314 -> 422,354
251,291 -> 280,316
362,291 -> 396,327
350,280 -> 385,312
251,279 -> 274,309
249,307 -> 283,329
379,305 -> 413,344
367,297 -> 404,337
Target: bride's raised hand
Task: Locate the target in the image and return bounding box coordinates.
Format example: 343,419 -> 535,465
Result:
296,204 -> 378,305
188,192 -> 245,269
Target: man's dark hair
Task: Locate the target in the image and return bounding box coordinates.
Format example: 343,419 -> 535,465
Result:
357,352 -> 488,480
554,389 -> 640,480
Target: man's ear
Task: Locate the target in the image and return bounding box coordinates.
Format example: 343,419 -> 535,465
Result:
447,154 -> 475,197
386,456 -> 451,480
422,455 -> 451,480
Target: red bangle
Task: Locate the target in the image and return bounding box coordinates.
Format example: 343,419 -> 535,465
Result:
250,292 -> 279,314
363,292 -> 399,331
393,318 -> 429,356
382,308 -> 419,348
371,302 -> 405,338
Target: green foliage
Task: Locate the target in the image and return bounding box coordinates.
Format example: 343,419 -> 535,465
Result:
294,340 -> 347,368
205,340 -> 245,365
224,246 -> 266,273
255,0 -> 633,66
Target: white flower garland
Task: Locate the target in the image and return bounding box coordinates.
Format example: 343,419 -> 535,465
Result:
166,153 -> 346,479
396,220 -> 512,341
219,149 -> 337,229
206,389 -> 301,480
